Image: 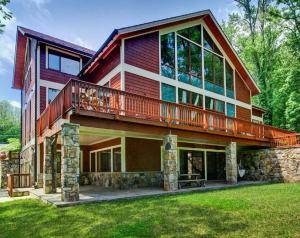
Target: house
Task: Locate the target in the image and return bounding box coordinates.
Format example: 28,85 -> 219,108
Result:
12,10 -> 298,201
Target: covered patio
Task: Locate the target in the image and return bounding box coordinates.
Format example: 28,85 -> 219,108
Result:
30,181 -> 264,207
38,121 -> 241,203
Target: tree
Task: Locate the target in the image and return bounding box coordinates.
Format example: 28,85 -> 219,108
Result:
0,100 -> 21,143
0,0 -> 12,34
222,0 -> 300,132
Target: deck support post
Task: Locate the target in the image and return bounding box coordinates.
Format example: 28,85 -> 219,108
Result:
61,123 -> 80,202
226,142 -> 237,184
163,134 -> 178,191
43,137 -> 54,193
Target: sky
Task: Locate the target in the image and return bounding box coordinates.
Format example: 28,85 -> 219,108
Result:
0,0 -> 238,108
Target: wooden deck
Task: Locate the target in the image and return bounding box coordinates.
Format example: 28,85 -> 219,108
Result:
37,79 -> 299,147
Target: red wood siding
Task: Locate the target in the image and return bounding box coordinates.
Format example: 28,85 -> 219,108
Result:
125,72 -> 160,99
126,137 -> 162,172
40,86 -> 46,114
40,44 -> 80,84
125,32 -> 159,74
110,73 -> 121,90
237,106 -> 251,121
85,46 -> 120,84
235,71 -> 251,104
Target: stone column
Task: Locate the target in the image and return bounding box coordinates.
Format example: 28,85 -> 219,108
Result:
226,142 -> 237,184
163,134 -> 178,191
61,123 -> 80,202
43,137 -> 53,194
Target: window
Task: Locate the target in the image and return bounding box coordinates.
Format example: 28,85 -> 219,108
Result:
161,83 -> 176,102
177,25 -> 202,44
178,88 -> 202,107
97,150 -> 111,172
226,103 -> 235,117
113,147 -> 121,172
48,88 -> 60,104
205,96 -> 225,113
48,52 -> 60,71
90,152 -> 96,172
204,50 -> 224,95
177,36 -> 202,87
48,49 -> 80,76
203,28 -> 222,55
226,61 -> 234,98
160,33 -> 175,79
90,146 -> 121,172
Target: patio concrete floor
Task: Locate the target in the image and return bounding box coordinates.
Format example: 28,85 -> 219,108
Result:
30,181 -> 266,207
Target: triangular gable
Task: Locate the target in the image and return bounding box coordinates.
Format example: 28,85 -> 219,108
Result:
81,10 -> 260,96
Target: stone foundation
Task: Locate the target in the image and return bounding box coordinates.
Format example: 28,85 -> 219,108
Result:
226,142 -> 237,184
239,147 -> 300,182
61,123 -> 80,202
0,152 -> 20,188
163,134 -> 178,191
86,171 -> 163,189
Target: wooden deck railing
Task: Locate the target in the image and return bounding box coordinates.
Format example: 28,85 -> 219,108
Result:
37,79 -> 298,147
7,173 -> 31,197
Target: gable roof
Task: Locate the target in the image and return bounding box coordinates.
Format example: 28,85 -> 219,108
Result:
80,9 -> 260,96
18,26 -> 95,56
12,26 -> 96,89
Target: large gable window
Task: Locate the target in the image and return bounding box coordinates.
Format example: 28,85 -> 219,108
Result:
48,49 -> 80,76
160,24 -> 235,101
226,61 -> 234,98
177,36 -> 202,88
203,28 -> 222,55
204,50 -> 224,95
177,25 -> 202,44
160,33 -> 175,79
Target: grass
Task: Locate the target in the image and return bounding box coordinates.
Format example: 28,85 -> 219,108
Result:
1,183 -> 300,238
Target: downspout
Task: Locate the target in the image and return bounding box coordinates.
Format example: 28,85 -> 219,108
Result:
34,41 -> 39,185
20,90 -> 22,175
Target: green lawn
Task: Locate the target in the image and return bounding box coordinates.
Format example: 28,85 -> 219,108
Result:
1,183 -> 300,238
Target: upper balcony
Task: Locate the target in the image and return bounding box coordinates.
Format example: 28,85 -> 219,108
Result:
37,79 -> 300,147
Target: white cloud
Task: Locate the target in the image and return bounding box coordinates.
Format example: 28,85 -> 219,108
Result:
10,100 -> 21,108
73,36 -> 94,50
0,15 -> 17,75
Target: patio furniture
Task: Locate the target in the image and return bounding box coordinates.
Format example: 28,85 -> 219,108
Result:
178,173 -> 206,189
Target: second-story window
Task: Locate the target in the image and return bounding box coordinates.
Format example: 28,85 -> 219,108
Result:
48,88 -> 60,104
178,88 -> 202,108
205,96 -> 225,113
48,49 -> 80,76
161,33 -> 175,79
226,61 -> 234,99
161,83 -> 176,102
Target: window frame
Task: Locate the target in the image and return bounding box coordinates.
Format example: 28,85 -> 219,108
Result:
159,20 -> 237,105
46,46 -> 82,76
205,96 -> 225,114
89,145 -> 122,173
178,88 -> 203,108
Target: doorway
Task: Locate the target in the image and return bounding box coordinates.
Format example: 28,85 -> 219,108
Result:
206,151 -> 226,181
179,150 -> 205,179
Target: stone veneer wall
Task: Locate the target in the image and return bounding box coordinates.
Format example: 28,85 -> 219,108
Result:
0,152 -> 20,188
37,173 -> 61,188
239,147 -> 300,182
85,172 -> 163,189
